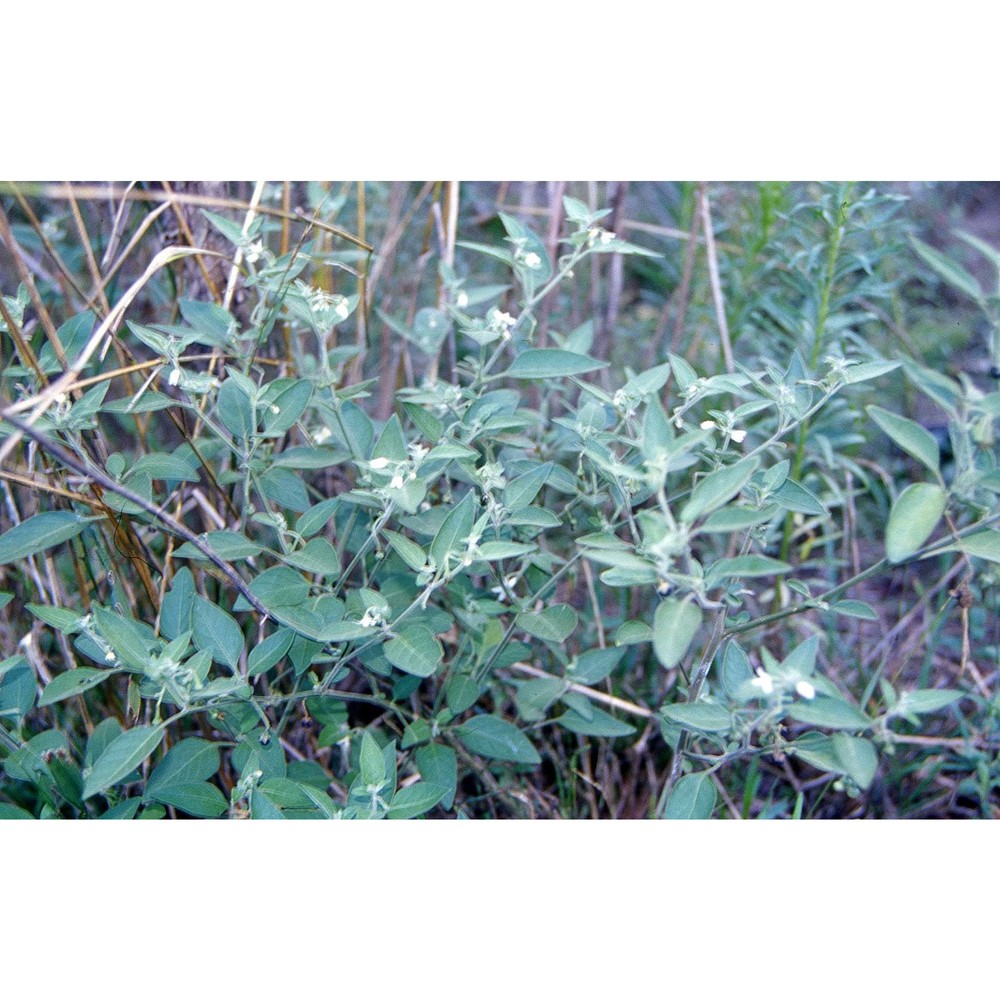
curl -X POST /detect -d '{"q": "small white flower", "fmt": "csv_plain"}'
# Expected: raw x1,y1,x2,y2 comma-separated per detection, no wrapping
455,291,469,308
522,251,541,269
168,367,181,386
700,419,717,430
244,240,263,264
751,672,775,695
795,680,816,699
600,230,616,245
333,297,350,321
104,649,117,663
308,288,334,313
313,426,332,445
359,609,379,629
269,404,280,415
369,456,390,470
491,309,515,330
389,473,405,490
730,429,747,443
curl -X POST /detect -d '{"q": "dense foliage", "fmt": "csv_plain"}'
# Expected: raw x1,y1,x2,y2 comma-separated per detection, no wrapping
0,181,997,818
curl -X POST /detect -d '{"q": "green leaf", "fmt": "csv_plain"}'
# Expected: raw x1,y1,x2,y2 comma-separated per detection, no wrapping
934,529,1000,565
842,360,902,384
502,462,552,511
383,625,443,678
663,772,717,819
217,376,255,442
129,452,200,483
82,725,163,799
772,634,819,681
359,731,386,786
261,379,312,435
161,567,194,640
174,530,263,562
680,457,760,524
387,781,448,819
0,511,88,564
910,236,983,304
885,482,946,563
788,733,841,774
699,504,779,533
867,406,940,477
410,308,449,354
92,606,153,671
446,674,480,715
787,697,873,731
830,600,878,621
39,667,115,706
415,743,457,810
178,298,235,346
476,541,536,561
191,596,244,670
621,362,672,399
259,466,310,512
616,620,652,645
720,641,754,700
831,734,878,790
383,530,428,572
247,628,295,677
556,705,636,738
371,412,409,463
516,604,578,643
514,677,565,722
895,689,963,715
430,491,476,567
659,701,732,733
316,620,378,642
0,803,34,819
455,715,540,766
652,599,702,669
772,478,828,516
249,566,311,608
0,657,34,720
506,506,562,528
502,349,608,380
149,781,228,817
705,555,793,587
145,738,224,817
27,603,84,633
296,498,340,539
570,647,625,685
282,537,340,576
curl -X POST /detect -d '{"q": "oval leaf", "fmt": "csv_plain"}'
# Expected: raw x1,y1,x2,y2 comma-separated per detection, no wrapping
680,457,760,524
867,406,940,477
652,599,702,669
503,349,608,379
384,625,443,678
663,772,717,819
455,715,540,766
0,511,89,565
83,725,163,799
885,482,946,563
39,667,116,706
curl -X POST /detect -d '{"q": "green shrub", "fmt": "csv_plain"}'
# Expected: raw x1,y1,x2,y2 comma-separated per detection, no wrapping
1,182,997,819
